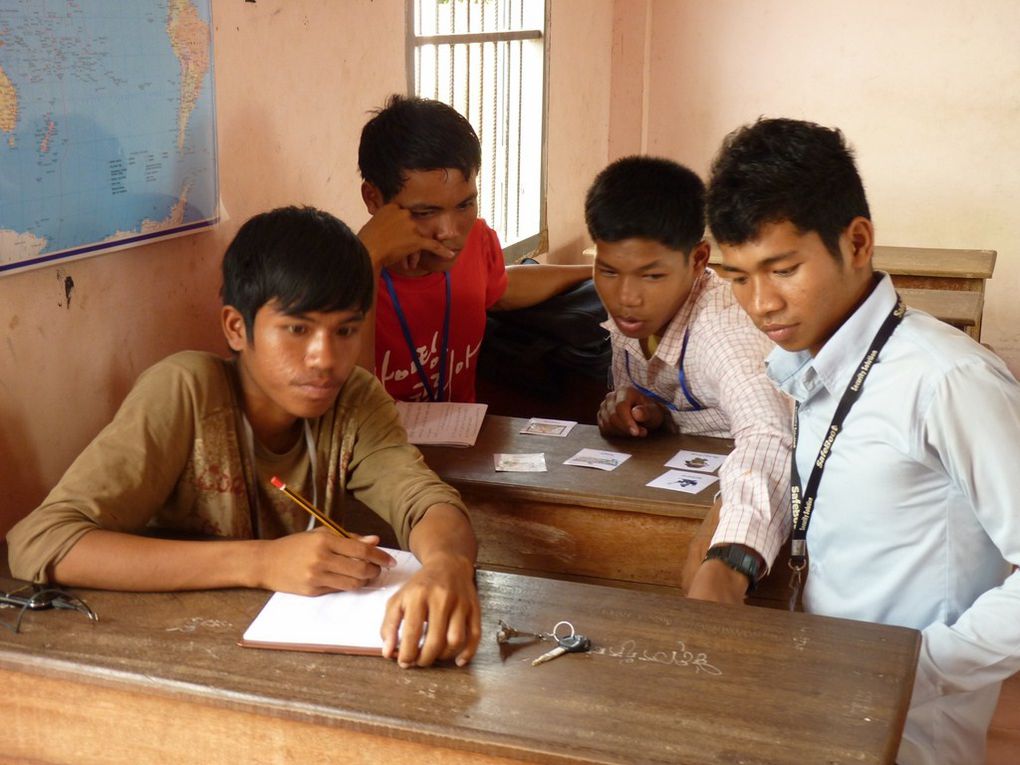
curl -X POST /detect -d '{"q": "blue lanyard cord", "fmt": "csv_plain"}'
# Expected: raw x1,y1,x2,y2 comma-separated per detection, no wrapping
623,328,704,412
676,328,703,411
381,270,451,402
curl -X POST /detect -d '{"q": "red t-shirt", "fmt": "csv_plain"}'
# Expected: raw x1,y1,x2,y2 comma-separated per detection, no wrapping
375,219,508,402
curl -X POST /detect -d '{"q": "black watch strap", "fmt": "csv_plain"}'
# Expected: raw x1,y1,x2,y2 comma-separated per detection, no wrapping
703,544,764,593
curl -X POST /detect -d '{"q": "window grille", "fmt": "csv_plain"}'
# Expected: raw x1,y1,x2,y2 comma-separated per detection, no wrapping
407,0,548,260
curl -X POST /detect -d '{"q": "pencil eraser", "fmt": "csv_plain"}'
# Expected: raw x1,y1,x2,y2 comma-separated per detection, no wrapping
270,476,285,490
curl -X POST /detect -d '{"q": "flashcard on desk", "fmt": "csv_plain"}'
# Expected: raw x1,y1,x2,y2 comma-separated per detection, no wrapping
647,469,719,494
520,417,577,437
494,453,548,472
563,448,631,471
664,449,726,474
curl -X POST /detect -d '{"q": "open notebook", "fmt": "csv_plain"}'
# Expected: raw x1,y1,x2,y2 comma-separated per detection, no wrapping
240,548,421,655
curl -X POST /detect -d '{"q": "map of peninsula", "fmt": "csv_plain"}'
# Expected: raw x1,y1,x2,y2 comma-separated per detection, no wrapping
0,63,18,142
168,0,210,150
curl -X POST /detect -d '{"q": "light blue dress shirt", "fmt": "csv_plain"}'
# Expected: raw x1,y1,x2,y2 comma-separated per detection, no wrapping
766,273,1020,765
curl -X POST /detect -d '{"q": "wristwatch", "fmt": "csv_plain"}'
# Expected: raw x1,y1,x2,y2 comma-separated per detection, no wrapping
703,544,764,593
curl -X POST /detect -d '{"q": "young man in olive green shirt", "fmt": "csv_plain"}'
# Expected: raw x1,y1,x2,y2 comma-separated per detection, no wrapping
8,206,480,668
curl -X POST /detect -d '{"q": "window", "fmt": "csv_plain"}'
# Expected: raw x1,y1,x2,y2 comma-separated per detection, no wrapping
407,0,548,260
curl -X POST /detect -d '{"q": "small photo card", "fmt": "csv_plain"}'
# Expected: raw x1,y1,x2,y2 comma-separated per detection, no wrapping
494,453,548,472
520,417,577,437
664,449,726,474
646,469,719,494
563,448,631,472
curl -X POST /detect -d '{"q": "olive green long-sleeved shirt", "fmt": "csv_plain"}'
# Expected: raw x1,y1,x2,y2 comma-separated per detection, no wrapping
8,351,465,583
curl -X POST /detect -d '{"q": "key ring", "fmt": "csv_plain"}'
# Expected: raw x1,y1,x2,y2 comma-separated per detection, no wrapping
551,620,576,642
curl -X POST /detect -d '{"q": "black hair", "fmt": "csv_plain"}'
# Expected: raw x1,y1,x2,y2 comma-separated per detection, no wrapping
706,117,871,259
584,156,706,254
221,206,373,341
358,94,481,201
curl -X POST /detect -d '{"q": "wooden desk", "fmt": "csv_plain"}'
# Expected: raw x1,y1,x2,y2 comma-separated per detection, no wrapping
874,246,995,340
415,416,728,590
703,244,996,340
898,287,984,336
0,565,920,764
872,245,996,288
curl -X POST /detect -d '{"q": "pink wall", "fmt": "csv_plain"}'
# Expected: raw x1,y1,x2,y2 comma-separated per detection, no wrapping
0,1,617,537
545,0,615,262
607,0,651,160
640,0,1020,375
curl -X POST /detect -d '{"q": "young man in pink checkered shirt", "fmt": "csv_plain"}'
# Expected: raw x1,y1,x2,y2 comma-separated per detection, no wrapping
585,156,792,604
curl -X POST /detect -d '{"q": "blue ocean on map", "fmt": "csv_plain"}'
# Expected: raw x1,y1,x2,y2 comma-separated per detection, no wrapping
0,1,217,271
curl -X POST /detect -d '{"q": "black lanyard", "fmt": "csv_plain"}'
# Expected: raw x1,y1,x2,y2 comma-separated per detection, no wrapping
381,269,451,402
788,297,906,605
624,328,705,412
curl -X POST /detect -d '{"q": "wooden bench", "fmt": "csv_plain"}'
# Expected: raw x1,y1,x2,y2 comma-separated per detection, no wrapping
700,244,996,341
899,287,984,338
875,246,995,340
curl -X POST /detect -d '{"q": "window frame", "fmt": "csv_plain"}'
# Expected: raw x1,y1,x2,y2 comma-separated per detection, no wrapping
404,0,550,262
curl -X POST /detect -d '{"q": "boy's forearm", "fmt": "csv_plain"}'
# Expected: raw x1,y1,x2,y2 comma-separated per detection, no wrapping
408,504,477,570
493,264,592,311
51,529,264,591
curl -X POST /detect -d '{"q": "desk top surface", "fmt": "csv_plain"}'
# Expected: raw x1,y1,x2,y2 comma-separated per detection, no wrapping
0,565,918,765
872,245,996,280
419,415,730,517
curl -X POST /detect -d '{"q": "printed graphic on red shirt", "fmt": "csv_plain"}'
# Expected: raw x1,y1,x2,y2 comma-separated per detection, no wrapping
378,329,483,403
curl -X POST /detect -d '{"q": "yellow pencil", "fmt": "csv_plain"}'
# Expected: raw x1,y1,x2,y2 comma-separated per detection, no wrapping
270,476,353,539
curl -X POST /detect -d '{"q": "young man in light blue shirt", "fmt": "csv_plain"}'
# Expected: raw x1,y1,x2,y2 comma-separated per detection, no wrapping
706,117,1020,765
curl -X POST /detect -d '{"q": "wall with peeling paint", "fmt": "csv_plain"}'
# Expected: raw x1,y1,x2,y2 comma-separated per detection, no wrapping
0,1,614,537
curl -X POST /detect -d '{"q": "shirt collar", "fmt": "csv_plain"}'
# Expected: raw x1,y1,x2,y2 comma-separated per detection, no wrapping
767,272,897,401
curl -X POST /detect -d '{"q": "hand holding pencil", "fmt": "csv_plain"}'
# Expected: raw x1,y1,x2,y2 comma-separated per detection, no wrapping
255,476,395,596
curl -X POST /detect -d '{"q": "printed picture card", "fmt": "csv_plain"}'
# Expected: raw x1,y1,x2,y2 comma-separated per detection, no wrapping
664,449,726,474
494,453,548,472
563,448,631,472
520,417,578,437
646,469,719,494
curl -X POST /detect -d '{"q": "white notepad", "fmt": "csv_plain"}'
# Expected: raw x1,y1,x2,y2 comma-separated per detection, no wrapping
394,401,487,447
240,548,421,655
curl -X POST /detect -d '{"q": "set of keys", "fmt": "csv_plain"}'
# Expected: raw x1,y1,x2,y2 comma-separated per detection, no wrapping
496,619,592,666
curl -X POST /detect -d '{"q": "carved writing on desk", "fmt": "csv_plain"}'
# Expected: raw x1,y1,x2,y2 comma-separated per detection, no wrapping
591,638,722,675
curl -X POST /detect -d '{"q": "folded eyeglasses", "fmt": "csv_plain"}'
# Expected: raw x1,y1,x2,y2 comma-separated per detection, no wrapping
0,584,99,634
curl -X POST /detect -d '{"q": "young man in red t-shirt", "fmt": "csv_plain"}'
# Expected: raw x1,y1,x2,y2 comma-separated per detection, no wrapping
357,95,591,403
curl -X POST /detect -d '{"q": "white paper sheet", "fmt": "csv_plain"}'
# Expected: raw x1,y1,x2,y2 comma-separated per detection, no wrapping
241,548,421,653
394,401,488,446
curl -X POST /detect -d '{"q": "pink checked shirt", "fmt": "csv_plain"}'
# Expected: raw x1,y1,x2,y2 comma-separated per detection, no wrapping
603,268,793,566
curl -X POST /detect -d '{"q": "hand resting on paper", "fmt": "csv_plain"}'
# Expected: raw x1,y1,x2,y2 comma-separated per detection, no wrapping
380,504,481,668
597,385,666,438
258,528,396,596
